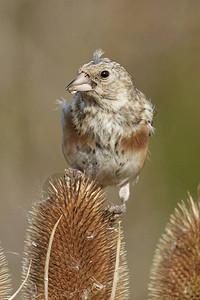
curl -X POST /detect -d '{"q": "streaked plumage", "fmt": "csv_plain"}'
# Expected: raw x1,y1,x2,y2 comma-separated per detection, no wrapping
61,49,154,217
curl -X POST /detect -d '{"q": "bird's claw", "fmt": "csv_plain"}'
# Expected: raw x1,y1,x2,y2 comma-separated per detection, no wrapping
106,203,126,221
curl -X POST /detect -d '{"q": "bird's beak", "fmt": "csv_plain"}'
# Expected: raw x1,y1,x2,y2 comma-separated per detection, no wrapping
66,72,94,93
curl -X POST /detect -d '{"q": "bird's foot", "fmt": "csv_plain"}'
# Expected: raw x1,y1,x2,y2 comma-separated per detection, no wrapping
64,168,83,184
105,182,130,221
107,203,126,221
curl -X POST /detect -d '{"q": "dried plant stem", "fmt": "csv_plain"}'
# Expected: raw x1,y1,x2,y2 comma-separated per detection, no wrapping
110,221,121,300
44,215,62,300
8,260,31,300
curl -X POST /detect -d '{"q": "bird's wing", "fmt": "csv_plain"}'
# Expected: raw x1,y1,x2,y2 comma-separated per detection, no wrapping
61,100,95,166
120,124,150,175
61,101,72,130
61,101,75,163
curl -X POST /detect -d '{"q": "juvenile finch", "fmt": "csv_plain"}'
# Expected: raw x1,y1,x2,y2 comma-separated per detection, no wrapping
61,49,154,218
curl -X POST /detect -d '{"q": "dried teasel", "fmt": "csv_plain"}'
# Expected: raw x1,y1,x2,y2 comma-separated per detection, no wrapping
22,169,129,299
0,246,12,299
148,190,200,299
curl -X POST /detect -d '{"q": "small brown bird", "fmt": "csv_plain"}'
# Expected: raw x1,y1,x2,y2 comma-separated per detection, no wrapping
61,49,154,217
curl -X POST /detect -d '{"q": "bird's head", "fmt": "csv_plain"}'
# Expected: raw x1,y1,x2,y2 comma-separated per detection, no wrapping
66,49,135,105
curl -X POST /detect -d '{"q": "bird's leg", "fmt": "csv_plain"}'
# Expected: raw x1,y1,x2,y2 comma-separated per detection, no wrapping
108,182,130,220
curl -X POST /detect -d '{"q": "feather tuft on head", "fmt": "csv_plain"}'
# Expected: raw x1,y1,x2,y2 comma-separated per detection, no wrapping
93,48,105,64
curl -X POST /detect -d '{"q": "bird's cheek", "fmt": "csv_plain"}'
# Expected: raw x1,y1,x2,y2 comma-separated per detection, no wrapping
94,85,109,97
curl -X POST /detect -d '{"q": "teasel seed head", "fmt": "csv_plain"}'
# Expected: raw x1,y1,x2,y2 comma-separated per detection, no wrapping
0,246,12,299
22,169,129,299
148,189,200,299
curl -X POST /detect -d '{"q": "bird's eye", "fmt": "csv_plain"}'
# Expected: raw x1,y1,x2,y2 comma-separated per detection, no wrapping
100,70,110,78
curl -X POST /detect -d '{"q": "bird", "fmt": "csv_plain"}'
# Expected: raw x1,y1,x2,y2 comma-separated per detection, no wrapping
61,49,154,218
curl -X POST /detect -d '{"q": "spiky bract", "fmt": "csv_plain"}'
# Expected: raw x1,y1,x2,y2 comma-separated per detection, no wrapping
149,192,200,300
0,246,12,299
22,169,129,299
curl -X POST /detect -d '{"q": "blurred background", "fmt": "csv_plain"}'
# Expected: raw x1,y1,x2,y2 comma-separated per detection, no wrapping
0,0,199,298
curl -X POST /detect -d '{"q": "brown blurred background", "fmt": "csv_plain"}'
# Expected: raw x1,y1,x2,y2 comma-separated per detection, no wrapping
0,0,199,298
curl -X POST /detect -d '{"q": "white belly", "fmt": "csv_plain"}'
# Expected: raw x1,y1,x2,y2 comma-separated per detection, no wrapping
67,146,143,187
